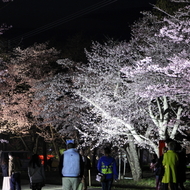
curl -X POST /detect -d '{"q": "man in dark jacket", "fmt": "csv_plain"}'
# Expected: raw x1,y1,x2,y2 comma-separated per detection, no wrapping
97,147,118,190
59,143,84,190
79,149,91,190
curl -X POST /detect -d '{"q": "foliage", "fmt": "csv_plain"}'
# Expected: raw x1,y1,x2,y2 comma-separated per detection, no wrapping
0,43,60,137
31,58,91,143
153,0,188,18
121,5,190,144
71,4,190,159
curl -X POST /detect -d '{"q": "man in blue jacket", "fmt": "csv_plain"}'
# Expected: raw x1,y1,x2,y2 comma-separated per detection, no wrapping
59,142,83,190
97,147,118,190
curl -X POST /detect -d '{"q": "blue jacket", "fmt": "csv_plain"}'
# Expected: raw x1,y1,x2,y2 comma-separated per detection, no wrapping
97,156,118,180
61,148,83,177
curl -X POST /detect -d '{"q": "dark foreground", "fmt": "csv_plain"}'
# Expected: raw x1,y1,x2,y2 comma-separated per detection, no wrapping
0,169,190,190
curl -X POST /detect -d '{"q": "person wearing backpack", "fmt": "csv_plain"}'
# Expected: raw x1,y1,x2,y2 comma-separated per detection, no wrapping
97,147,118,190
28,154,45,190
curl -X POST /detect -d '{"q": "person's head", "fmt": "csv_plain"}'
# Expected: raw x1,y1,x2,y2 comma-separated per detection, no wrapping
67,143,75,149
29,154,41,168
8,152,13,160
165,138,173,148
104,147,111,156
168,141,176,151
32,154,40,161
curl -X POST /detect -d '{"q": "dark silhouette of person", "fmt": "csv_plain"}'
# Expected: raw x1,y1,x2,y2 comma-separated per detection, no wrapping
156,147,168,190
176,143,186,190
79,149,91,190
0,151,8,177
28,154,45,190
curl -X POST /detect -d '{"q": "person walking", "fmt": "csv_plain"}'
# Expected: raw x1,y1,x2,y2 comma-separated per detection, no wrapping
59,142,84,190
28,154,45,190
97,147,118,190
9,152,22,190
162,141,178,190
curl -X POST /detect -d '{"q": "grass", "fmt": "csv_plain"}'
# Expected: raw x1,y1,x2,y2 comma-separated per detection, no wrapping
112,178,155,190
42,169,190,190
90,172,190,190
90,173,156,190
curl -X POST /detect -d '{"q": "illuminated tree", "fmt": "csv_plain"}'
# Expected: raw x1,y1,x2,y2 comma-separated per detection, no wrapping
30,58,94,156
154,0,188,17
120,4,190,142
71,4,190,179
0,43,61,152
67,40,144,180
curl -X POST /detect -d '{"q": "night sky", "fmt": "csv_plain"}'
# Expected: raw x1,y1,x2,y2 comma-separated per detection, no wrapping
0,0,157,46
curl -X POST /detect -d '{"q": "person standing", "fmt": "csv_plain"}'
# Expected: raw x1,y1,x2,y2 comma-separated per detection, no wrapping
79,149,91,190
162,141,178,190
0,151,8,177
8,153,22,190
59,143,84,190
97,147,118,190
28,154,45,190
156,147,168,190
150,154,159,190
176,143,186,190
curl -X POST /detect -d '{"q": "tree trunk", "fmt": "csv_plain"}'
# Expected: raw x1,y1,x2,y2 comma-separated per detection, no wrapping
52,140,60,161
33,135,39,154
19,136,30,151
50,126,60,161
126,137,142,181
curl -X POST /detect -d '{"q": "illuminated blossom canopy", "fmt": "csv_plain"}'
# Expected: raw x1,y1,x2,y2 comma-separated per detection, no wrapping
73,4,190,155
0,43,60,136
121,5,190,103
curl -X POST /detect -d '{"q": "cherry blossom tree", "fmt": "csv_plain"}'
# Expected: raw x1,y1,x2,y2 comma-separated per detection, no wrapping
68,40,145,180
0,43,61,152
121,4,190,142
70,4,190,179
30,58,97,157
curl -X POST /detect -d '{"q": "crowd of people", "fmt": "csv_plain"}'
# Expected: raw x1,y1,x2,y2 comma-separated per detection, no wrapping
0,152,45,190
150,139,187,190
59,142,118,190
0,138,187,190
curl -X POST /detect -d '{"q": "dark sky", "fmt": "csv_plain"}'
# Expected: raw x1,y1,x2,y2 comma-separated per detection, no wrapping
0,0,157,46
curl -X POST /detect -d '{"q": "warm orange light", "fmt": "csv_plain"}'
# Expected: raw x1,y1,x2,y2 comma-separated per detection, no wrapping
38,155,54,164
